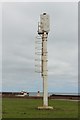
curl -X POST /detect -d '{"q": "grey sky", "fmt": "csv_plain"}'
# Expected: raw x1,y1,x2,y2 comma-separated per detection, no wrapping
2,2,78,93
0,4,2,92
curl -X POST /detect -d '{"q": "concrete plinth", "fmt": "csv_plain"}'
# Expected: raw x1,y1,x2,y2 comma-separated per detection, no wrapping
38,106,53,110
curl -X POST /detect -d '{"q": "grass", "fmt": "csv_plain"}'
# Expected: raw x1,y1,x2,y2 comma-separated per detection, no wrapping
0,98,2,119
2,98,78,118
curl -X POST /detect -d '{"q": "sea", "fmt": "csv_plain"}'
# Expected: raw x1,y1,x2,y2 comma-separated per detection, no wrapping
28,92,79,96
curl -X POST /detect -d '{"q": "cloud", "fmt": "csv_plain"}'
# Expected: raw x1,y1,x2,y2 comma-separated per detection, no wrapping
0,4,2,91
2,2,78,93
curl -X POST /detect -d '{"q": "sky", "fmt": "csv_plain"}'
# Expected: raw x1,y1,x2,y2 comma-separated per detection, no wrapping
1,2,78,93
0,4,2,92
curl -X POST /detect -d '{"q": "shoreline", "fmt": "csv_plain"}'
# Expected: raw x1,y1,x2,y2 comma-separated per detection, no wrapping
2,94,80,100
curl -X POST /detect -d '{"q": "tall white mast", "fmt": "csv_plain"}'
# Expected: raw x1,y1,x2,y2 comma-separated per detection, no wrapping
35,13,53,109
42,32,48,106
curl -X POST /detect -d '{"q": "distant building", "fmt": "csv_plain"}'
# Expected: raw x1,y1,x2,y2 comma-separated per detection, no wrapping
37,91,40,96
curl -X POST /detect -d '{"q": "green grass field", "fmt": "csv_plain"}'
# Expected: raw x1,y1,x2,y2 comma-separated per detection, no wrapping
2,98,78,118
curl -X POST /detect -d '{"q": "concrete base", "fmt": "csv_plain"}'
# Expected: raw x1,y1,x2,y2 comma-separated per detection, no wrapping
38,106,53,110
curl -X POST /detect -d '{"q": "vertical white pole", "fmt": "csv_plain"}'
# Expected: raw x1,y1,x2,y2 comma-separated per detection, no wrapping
42,32,48,107
43,76,48,106
37,13,53,109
